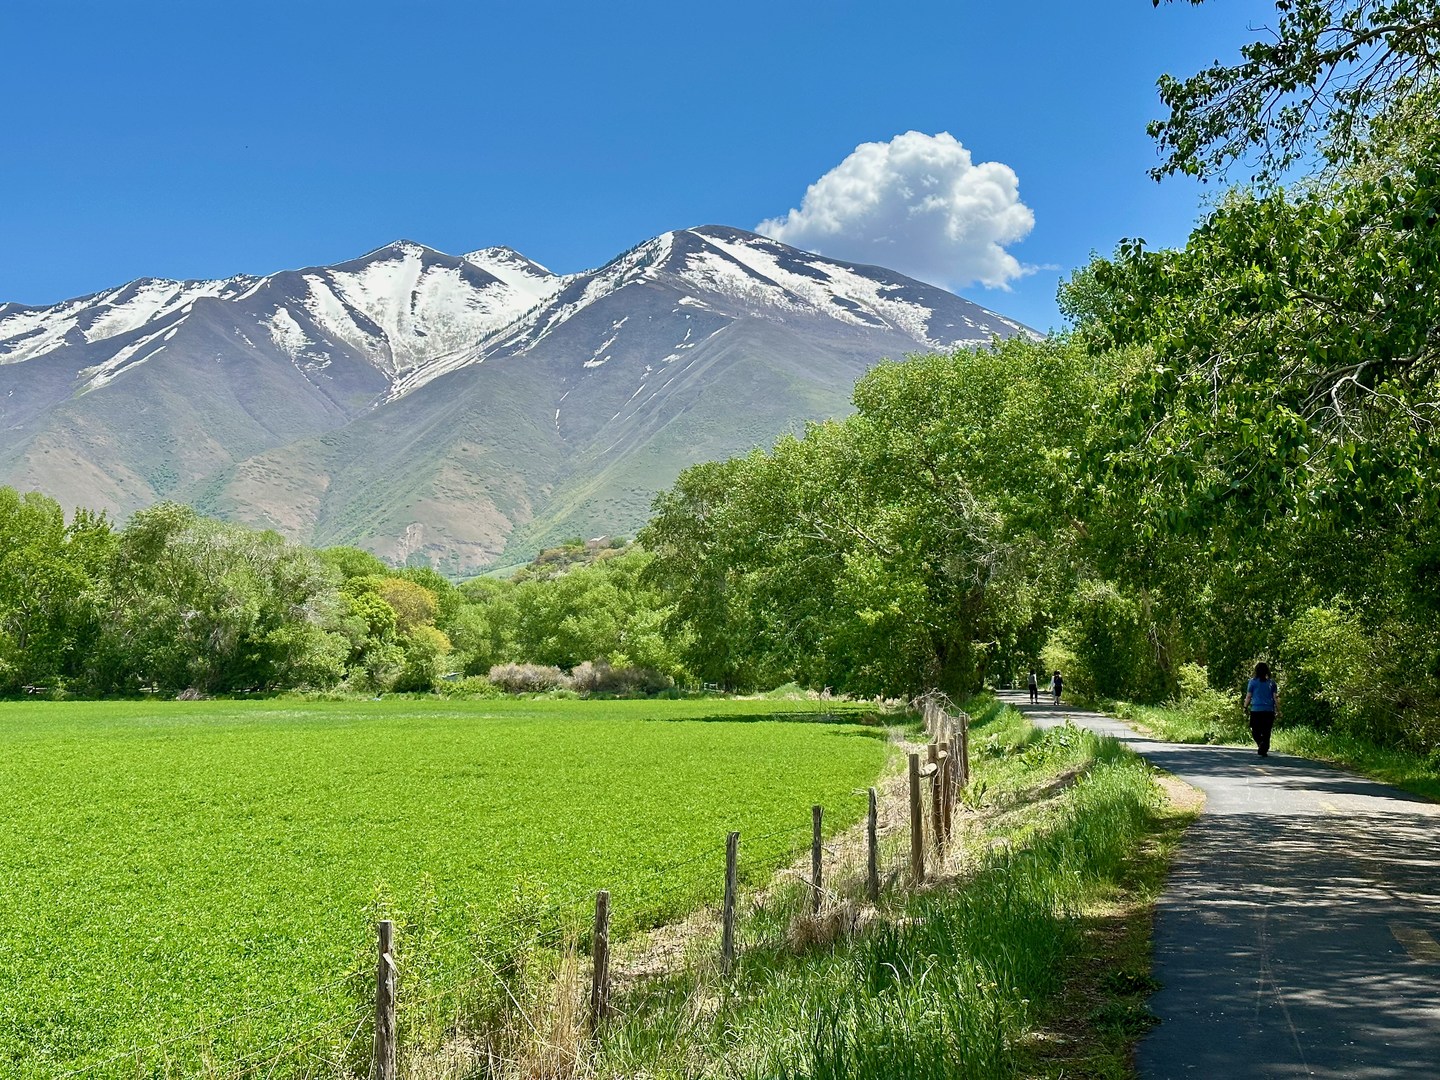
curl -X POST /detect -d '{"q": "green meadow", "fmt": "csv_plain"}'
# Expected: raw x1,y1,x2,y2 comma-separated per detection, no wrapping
0,697,892,1077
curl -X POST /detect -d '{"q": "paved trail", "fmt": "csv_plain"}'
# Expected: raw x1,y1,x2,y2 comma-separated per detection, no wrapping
1000,691,1440,1080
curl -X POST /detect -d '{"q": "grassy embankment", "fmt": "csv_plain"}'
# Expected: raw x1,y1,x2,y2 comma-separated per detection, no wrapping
1108,697,1440,802
0,696,891,1079
580,696,1197,1080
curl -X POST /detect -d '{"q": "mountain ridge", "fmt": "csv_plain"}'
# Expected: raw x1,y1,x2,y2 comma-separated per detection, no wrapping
0,227,1037,571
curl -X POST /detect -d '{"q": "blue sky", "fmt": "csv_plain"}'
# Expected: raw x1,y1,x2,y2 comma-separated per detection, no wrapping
2,0,1277,331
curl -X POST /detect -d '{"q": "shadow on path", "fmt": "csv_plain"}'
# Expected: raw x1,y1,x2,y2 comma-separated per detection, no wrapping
1000,691,1440,1080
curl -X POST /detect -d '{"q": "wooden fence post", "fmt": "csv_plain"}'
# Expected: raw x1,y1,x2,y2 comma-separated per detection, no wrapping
811,805,823,915
938,748,952,848
961,713,971,787
590,890,611,1031
927,743,943,854
721,831,739,973
908,752,925,884
374,920,396,1080
866,787,879,902
950,730,962,820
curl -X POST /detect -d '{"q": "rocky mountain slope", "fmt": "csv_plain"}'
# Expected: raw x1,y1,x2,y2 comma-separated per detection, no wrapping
0,227,1034,572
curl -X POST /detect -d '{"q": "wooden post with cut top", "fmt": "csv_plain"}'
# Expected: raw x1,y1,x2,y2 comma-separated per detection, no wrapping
938,747,952,847
866,787,879,902
810,805,824,914
721,831,739,973
908,752,924,884
374,920,397,1080
961,712,971,786
933,743,944,852
590,890,611,1031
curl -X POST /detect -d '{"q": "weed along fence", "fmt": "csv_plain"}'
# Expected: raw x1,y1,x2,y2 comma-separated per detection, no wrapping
62,693,972,1079
355,691,973,1080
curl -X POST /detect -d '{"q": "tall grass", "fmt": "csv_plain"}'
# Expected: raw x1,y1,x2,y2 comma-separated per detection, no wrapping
590,700,1162,1079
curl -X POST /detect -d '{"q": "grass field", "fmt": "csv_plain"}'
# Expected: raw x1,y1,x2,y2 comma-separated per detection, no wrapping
0,697,894,1078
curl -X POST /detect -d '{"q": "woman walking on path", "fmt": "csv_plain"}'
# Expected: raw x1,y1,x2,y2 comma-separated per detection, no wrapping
1245,662,1279,757
1051,670,1063,705
1028,669,1039,704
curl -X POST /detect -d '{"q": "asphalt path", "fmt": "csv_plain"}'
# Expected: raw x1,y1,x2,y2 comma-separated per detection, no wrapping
1000,690,1440,1079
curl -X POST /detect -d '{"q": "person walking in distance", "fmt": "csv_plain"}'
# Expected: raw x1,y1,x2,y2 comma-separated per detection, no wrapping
1028,669,1039,704
1245,662,1279,757
1051,670,1063,705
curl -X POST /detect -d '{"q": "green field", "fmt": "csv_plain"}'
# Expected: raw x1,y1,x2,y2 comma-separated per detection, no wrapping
0,697,893,1077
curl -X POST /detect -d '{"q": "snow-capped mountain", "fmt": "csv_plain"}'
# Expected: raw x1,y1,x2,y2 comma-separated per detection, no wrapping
0,227,1035,571
0,240,562,396
388,226,1029,401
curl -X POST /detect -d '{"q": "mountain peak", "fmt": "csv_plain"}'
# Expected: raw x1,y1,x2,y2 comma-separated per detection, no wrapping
351,239,450,264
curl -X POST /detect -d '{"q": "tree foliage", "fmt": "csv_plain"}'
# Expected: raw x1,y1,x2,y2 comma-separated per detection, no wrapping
1150,0,1440,182
643,339,1116,696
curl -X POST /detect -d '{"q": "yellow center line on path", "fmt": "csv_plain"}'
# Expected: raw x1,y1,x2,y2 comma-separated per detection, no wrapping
1319,801,1342,815
1390,924,1440,964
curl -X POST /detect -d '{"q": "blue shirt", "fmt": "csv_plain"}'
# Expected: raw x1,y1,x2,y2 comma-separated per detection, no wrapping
1247,677,1277,712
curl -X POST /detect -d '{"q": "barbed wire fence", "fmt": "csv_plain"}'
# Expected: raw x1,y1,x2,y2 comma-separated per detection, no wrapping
48,694,971,1080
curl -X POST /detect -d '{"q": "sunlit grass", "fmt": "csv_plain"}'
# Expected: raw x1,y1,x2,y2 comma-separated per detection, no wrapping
0,697,892,1078
592,697,1169,1079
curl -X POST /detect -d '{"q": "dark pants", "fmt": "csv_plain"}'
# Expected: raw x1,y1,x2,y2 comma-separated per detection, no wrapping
1250,711,1275,755
1029,685,1038,703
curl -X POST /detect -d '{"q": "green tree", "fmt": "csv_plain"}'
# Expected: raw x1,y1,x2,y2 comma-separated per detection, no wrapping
0,489,114,693
644,339,1115,696
99,504,345,693
375,577,440,633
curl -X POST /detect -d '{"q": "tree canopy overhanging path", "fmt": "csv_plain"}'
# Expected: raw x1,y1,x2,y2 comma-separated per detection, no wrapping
999,691,1440,1080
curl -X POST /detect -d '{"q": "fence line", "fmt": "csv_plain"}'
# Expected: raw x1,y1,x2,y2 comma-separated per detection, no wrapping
58,693,973,1079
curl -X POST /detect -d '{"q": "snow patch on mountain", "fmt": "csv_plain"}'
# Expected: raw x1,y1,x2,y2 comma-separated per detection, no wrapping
0,276,253,366
267,307,312,358
320,246,501,376
496,233,677,355
83,279,236,344
77,323,176,391
300,275,383,357
687,230,971,346
462,246,562,305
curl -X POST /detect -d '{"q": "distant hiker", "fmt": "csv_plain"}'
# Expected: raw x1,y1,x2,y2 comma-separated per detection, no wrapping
1028,669,1039,704
1051,670,1063,705
1245,662,1278,757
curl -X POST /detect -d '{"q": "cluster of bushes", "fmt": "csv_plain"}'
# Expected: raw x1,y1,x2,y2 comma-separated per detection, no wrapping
0,493,686,699
486,660,672,695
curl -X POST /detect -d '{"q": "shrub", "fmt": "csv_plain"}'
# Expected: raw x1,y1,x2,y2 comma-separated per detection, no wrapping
394,625,453,692
761,681,807,700
487,663,571,694
354,641,405,694
569,660,673,696
1281,604,1404,743
1166,662,1243,739
434,675,502,699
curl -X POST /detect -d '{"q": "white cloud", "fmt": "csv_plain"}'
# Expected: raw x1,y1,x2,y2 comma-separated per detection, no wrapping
757,131,1035,290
